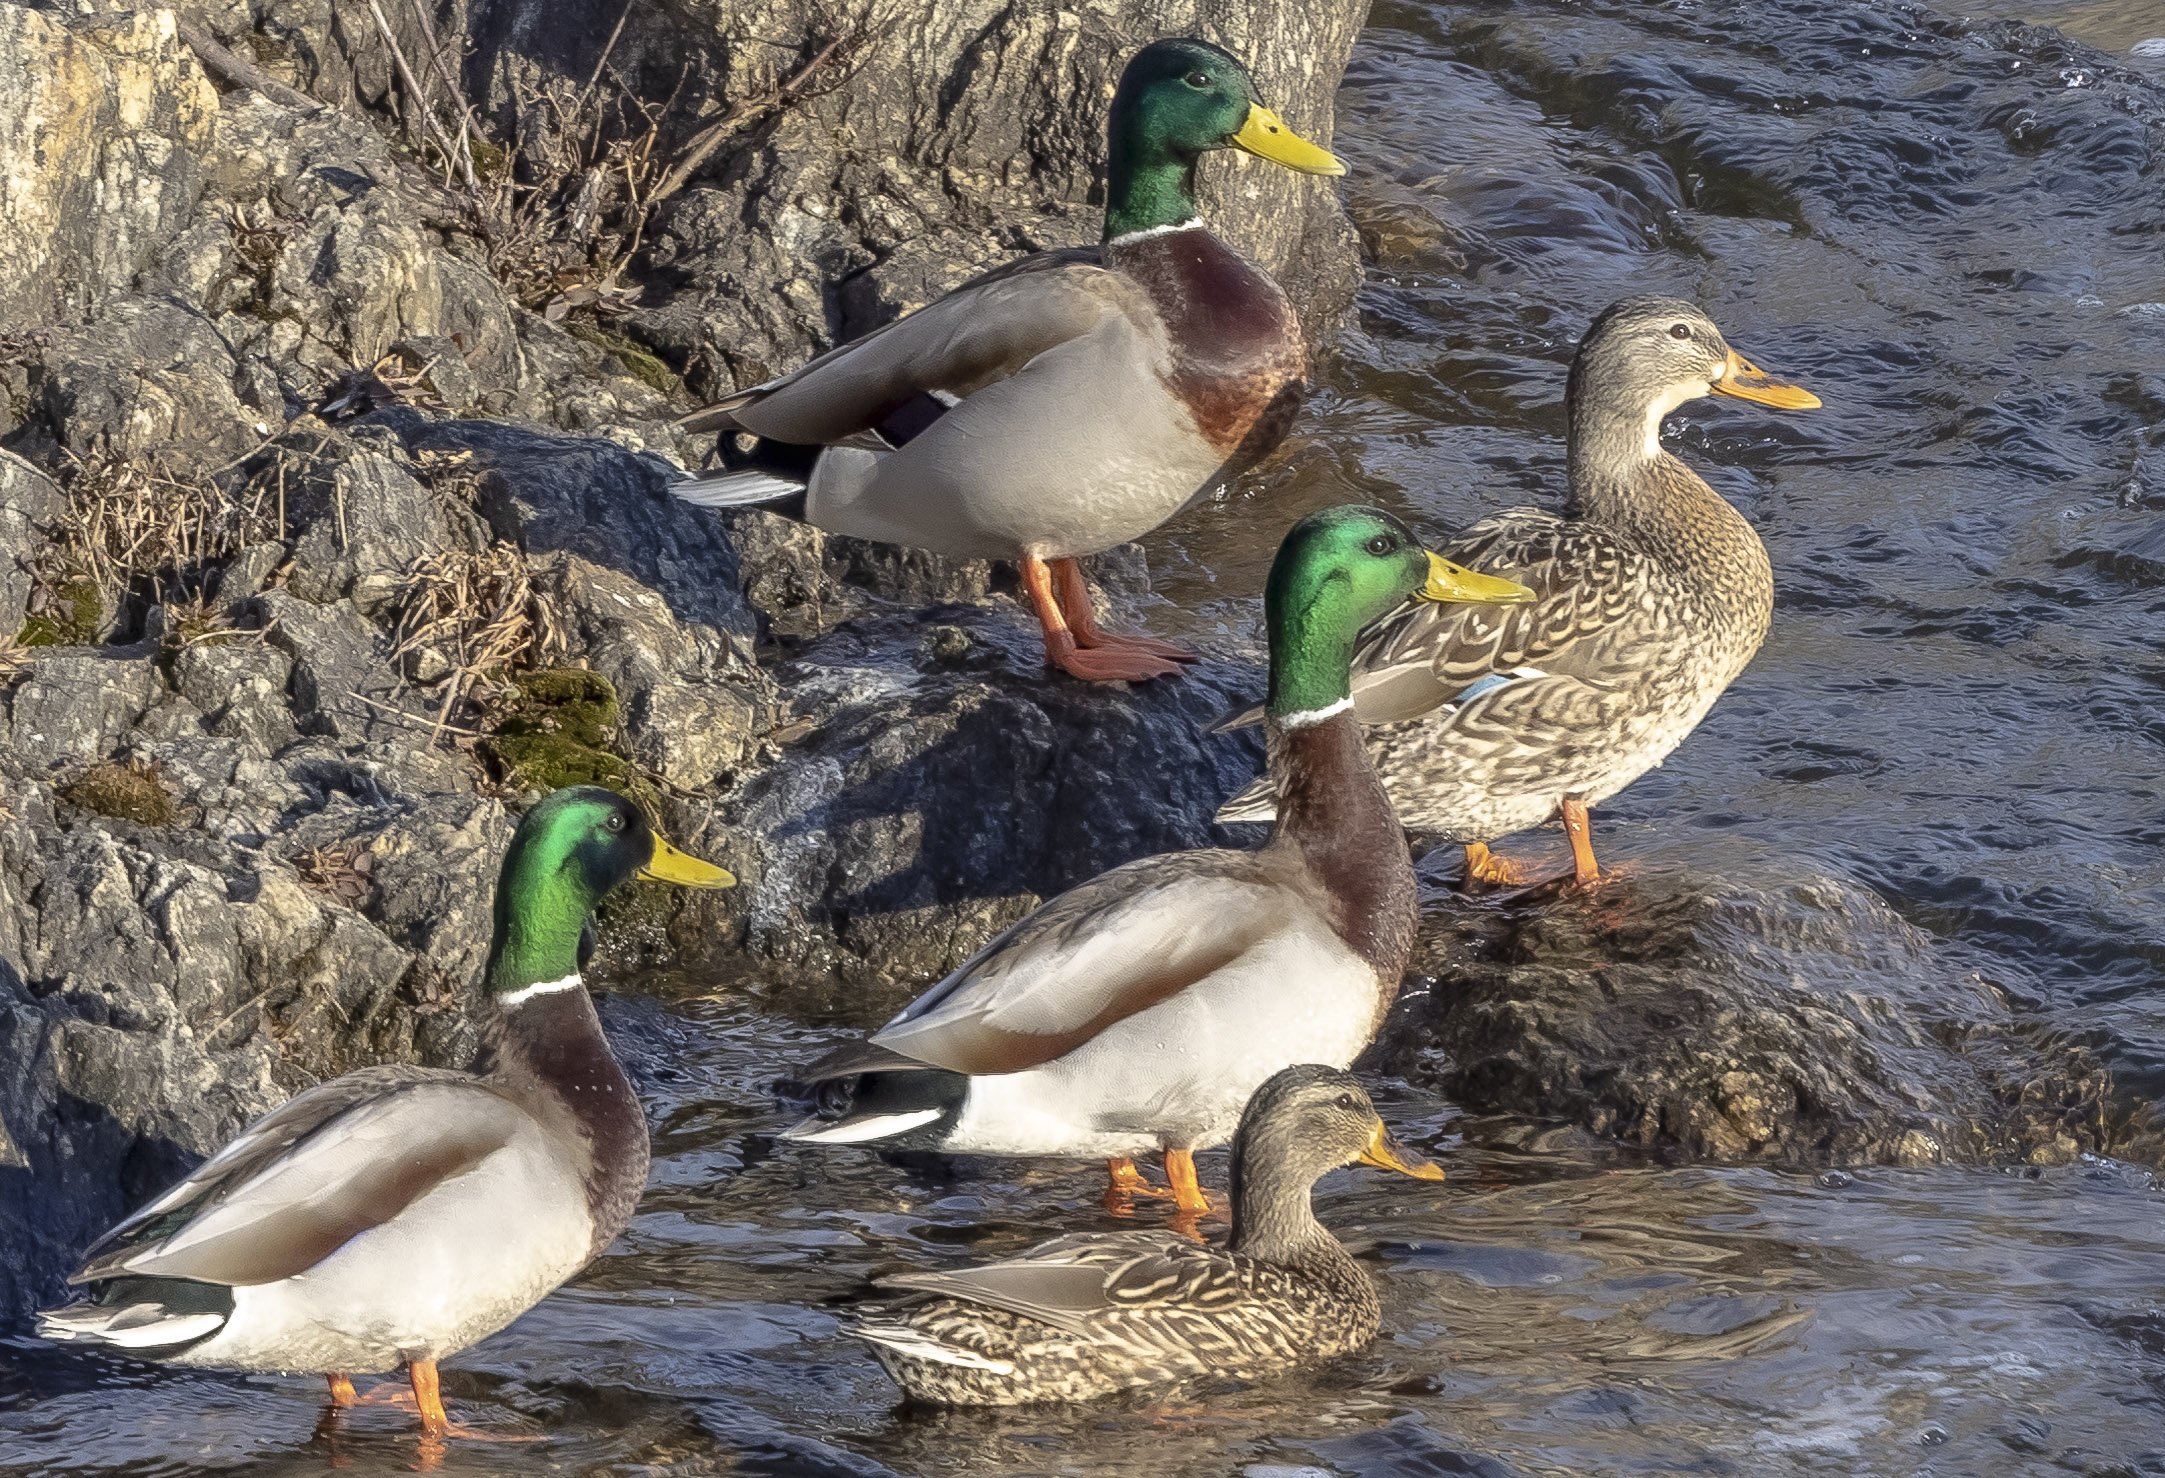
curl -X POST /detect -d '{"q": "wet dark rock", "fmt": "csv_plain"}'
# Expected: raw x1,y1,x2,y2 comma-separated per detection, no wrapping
714,601,1266,987
1388,853,2119,1168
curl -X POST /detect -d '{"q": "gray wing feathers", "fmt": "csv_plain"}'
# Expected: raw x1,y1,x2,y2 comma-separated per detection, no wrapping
869,851,1290,1074
79,1071,534,1288
694,258,1131,447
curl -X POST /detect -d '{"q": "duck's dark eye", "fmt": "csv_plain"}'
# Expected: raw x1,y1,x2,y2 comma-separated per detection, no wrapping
604,812,626,833
1185,70,1211,88
1365,534,1395,556
1335,1092,1357,1110
1668,323,1693,340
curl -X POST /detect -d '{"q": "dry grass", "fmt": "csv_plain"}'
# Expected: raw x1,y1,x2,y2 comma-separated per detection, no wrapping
0,641,31,688
358,2,873,310
387,542,569,739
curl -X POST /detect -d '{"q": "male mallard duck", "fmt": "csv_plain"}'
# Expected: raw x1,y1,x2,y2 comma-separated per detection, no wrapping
782,508,1528,1212
1216,297,1819,887
849,1064,1443,1405
36,787,732,1442
669,37,1345,683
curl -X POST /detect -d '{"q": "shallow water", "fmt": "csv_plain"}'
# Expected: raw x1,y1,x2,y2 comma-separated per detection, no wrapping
8,0,2165,1472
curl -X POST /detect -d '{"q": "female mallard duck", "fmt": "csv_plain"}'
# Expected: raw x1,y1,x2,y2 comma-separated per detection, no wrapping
36,787,732,1441
849,1064,1444,1405
1216,297,1819,887
670,37,1344,683
783,507,1527,1212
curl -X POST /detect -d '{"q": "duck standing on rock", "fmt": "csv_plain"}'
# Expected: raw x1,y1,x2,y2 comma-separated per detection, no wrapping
669,37,1345,683
849,1064,1445,1405
780,507,1528,1212
37,787,733,1445
1217,297,1819,888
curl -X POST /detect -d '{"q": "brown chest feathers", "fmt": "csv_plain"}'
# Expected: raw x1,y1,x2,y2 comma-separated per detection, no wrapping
1109,226,1308,472
1266,715,1419,1017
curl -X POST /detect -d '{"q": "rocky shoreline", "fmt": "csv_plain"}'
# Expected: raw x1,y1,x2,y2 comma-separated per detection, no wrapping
0,0,2134,1321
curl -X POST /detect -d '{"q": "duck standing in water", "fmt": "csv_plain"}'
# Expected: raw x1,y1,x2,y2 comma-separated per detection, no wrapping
1217,297,1819,887
670,37,1345,683
37,788,733,1443
781,507,1528,1212
850,1065,1444,1405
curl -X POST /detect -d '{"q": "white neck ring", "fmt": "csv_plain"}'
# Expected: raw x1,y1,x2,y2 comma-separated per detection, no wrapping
1275,698,1353,730
497,973,582,1008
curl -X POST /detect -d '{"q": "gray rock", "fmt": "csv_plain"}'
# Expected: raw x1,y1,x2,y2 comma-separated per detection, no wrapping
2,651,161,768
249,588,413,745
171,636,300,752
0,450,65,640
1390,853,2116,1168
0,9,216,325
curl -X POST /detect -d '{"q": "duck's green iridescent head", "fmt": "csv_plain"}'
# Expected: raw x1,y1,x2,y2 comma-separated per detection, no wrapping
487,786,733,997
1264,506,1533,723
1103,38,1344,241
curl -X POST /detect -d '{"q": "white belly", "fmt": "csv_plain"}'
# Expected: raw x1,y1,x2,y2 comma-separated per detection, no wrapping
171,1148,595,1374
941,933,1386,1158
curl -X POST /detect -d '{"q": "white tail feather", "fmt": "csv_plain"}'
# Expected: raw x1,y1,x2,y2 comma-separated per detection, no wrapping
37,1301,227,1349
670,470,805,508
852,1323,1016,1373
781,1108,942,1144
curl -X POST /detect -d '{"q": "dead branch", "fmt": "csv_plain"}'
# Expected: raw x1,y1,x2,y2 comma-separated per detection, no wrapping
174,17,321,112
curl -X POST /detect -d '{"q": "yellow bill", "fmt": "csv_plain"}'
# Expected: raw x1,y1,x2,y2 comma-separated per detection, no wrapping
1712,349,1821,410
1231,102,1346,176
1356,1120,1447,1182
640,833,736,889
1419,550,1535,605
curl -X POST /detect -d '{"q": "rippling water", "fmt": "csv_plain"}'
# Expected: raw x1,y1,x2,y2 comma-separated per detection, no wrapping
8,0,2165,1472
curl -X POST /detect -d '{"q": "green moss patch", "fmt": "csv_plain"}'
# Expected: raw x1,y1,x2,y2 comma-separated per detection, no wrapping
61,757,177,826
564,321,682,397
18,579,102,647
482,667,659,811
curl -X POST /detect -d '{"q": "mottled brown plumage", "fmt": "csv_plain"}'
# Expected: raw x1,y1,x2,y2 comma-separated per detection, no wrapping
850,1066,1443,1405
1217,297,1818,864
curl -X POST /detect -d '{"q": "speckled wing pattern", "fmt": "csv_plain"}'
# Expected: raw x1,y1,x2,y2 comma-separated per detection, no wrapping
871,850,1299,1076
1347,510,1652,717
75,1065,533,1288
853,1231,1379,1402
1217,509,1659,825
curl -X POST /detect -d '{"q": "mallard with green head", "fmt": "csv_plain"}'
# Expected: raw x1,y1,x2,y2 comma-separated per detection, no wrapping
1217,297,1819,887
670,37,1345,683
850,1064,1445,1405
781,509,1528,1212
36,787,732,1443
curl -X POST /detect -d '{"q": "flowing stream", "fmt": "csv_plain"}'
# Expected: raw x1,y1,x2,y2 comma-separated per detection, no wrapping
6,0,2165,1471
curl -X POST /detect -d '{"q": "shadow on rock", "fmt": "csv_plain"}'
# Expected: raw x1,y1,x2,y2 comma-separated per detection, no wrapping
1382,844,2140,1168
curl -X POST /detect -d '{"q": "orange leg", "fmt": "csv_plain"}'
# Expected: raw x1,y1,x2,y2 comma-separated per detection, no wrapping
1163,1149,1224,1218
1105,1155,1179,1214
1463,840,1533,887
402,1359,541,1444
1561,795,1600,888
1050,558,1196,664
326,1373,356,1408
1019,555,1182,682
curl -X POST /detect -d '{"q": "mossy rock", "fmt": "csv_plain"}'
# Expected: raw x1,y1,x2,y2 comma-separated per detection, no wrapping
483,667,659,811
564,320,682,397
18,580,102,648
61,759,177,827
